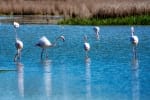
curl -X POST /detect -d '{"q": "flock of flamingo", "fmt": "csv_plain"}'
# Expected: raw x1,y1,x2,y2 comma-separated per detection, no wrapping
13,21,139,62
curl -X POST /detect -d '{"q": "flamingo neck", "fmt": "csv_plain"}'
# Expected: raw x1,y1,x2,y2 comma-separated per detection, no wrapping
84,35,88,43
84,39,87,43
14,28,18,39
96,31,100,39
53,37,62,46
131,32,134,36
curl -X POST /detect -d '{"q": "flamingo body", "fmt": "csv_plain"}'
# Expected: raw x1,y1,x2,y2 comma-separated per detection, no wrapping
84,42,90,51
130,35,139,45
36,36,52,48
15,39,23,50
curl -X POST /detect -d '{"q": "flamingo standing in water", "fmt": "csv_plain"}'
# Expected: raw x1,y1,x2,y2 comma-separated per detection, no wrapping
13,22,23,62
36,35,65,59
130,26,139,46
84,35,90,58
93,26,100,40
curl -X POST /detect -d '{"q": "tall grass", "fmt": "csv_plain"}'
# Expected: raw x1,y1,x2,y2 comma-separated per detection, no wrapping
0,0,149,18
58,15,150,25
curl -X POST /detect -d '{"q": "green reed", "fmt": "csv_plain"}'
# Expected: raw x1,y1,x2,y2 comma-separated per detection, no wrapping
58,15,150,25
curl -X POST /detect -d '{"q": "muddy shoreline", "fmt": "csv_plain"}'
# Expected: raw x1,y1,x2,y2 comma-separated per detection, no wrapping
0,15,63,24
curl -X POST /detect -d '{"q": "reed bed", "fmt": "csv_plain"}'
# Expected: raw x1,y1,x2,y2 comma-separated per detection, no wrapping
0,0,149,18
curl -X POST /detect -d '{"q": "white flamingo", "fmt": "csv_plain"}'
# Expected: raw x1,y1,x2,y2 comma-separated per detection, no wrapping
13,22,23,62
36,35,65,59
93,26,100,39
130,26,139,45
84,35,90,58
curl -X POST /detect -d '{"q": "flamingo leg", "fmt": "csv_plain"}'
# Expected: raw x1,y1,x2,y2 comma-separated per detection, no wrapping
41,49,44,59
14,49,20,62
45,49,48,59
134,46,137,59
96,33,100,40
18,50,22,61
14,53,18,62
85,51,88,58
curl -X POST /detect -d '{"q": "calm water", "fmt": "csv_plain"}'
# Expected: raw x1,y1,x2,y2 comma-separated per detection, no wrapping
0,24,150,100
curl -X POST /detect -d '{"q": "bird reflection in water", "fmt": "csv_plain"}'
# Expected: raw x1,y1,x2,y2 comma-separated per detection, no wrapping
16,62,24,97
41,59,52,97
131,46,140,100
85,57,91,100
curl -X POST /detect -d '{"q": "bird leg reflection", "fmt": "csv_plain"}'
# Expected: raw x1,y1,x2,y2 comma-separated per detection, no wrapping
85,57,91,100
41,49,49,60
16,62,24,97
45,49,48,59
42,59,52,97
85,51,89,58
132,46,137,60
131,45,140,100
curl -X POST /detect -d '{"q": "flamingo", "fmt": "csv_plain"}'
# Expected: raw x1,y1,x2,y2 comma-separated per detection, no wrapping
84,35,90,58
13,22,23,62
93,26,100,39
36,35,65,59
130,26,139,46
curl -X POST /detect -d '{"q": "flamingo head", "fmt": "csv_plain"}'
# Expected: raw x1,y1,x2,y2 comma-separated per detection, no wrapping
59,35,65,42
13,22,20,28
93,26,100,33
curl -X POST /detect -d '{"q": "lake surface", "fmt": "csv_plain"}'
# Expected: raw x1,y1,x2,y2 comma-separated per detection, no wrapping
0,24,150,100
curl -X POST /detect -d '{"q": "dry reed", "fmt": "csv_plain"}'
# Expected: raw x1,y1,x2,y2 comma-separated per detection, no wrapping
0,0,149,18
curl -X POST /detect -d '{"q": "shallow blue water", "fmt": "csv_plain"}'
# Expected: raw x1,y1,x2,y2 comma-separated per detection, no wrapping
0,24,150,100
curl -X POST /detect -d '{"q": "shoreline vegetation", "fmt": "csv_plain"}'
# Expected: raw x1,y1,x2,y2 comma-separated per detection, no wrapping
58,15,150,25
0,0,150,25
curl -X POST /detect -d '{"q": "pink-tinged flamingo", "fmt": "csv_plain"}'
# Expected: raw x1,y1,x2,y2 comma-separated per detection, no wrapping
130,26,139,46
84,35,90,58
93,26,100,40
13,22,23,62
36,35,65,59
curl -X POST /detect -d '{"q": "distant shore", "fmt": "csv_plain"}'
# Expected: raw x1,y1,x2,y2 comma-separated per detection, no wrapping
0,15,150,25
0,15,63,24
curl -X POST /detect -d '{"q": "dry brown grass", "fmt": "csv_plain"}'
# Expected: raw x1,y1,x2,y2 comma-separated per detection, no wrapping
0,0,149,18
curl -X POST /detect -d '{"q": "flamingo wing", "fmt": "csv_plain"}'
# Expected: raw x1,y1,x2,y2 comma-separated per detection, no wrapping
15,39,23,49
36,36,52,48
84,42,90,51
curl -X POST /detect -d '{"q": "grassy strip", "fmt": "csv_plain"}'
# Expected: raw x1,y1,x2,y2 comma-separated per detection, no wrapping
58,15,150,25
0,69,16,73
